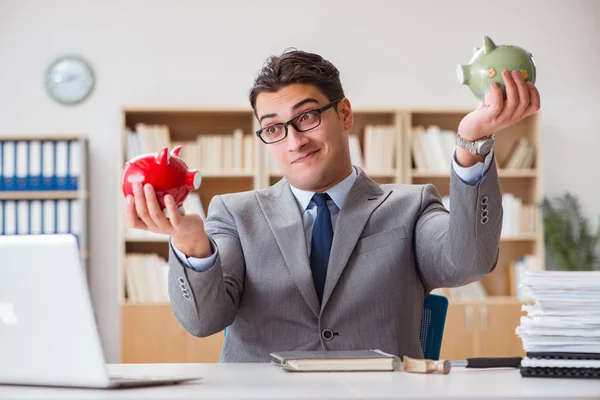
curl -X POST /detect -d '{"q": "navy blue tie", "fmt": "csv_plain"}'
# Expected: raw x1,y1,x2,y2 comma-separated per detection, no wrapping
310,193,333,304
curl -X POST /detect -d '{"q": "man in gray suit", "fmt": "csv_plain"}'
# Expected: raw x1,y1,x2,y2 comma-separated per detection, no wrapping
125,50,540,362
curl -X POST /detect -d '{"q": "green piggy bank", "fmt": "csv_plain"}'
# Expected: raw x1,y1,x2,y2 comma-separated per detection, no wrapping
457,36,536,101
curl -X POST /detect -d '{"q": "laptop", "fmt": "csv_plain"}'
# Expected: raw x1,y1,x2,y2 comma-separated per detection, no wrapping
0,234,201,388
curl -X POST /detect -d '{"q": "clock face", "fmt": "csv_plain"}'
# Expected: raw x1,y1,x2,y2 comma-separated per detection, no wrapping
45,55,95,105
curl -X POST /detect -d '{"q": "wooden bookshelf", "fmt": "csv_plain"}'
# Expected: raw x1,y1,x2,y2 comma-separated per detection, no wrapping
119,107,543,363
119,108,264,363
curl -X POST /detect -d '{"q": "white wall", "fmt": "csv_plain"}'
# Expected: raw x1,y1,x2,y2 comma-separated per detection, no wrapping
1,0,598,362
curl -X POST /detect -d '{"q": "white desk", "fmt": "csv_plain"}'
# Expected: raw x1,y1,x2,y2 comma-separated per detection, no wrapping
1,363,599,399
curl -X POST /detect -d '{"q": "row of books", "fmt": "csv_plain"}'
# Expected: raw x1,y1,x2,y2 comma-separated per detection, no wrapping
126,192,205,240
362,125,397,172
0,139,83,191
411,125,536,172
501,137,536,169
125,253,169,303
502,193,539,235
0,199,83,236
125,124,256,173
411,125,456,173
172,131,256,173
125,123,171,160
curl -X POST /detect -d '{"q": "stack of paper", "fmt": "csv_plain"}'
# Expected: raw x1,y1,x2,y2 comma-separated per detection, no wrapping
516,271,600,378
516,270,600,353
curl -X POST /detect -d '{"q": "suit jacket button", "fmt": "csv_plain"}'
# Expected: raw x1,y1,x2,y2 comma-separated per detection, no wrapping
322,329,334,341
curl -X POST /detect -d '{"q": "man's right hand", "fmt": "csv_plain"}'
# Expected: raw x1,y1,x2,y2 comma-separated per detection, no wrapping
125,182,212,259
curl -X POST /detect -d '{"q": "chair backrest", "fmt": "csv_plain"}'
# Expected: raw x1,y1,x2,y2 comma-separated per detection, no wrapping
223,293,449,360
419,293,449,360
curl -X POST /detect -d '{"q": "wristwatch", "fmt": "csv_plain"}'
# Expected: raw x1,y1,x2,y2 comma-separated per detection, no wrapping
455,134,495,156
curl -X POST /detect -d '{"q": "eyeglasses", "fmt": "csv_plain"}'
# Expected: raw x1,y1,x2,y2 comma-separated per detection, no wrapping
255,99,342,144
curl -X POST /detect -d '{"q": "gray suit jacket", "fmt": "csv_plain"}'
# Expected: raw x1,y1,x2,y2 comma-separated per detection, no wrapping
168,162,502,362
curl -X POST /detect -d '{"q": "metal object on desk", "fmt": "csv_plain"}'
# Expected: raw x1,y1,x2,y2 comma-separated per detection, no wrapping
403,356,522,375
403,356,451,374
450,357,522,369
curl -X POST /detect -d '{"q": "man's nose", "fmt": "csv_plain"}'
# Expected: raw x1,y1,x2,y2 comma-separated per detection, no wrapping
286,125,309,151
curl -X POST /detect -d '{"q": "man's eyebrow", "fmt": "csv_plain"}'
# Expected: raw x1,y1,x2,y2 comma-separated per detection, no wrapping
258,98,320,124
258,113,276,124
292,98,319,110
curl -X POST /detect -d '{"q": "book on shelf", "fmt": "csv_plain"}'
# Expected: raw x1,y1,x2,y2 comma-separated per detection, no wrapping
516,270,600,378
503,137,536,169
411,125,456,173
501,193,539,236
126,124,255,173
363,124,396,173
0,138,83,191
124,253,169,303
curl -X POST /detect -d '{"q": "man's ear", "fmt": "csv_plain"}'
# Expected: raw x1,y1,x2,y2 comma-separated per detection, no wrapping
338,98,353,131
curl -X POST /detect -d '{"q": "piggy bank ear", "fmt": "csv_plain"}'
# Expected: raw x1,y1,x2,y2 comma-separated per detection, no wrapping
157,147,170,165
483,36,496,54
171,145,183,157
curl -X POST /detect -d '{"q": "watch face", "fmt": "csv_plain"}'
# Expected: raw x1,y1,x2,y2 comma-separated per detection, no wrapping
477,138,494,155
45,55,95,105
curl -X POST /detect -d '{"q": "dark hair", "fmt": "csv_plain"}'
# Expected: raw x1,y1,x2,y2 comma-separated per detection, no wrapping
249,49,345,113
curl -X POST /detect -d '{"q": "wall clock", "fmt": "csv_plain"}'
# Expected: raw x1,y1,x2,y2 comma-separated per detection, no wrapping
45,55,95,105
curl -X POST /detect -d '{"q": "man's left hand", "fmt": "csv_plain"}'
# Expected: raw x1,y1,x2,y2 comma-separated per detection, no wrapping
459,69,540,140
455,69,540,166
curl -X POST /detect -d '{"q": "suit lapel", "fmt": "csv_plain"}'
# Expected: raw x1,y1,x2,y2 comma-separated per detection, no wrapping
256,179,321,317
321,169,392,310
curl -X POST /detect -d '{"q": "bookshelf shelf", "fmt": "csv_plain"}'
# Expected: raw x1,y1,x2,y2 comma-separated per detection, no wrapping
118,106,543,363
0,190,88,200
501,233,538,242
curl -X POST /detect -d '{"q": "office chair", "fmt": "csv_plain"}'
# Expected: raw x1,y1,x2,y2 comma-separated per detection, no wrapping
223,293,449,360
419,293,449,360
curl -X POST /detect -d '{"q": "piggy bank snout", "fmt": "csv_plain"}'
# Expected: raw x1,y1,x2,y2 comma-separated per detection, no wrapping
457,64,470,85
188,170,202,190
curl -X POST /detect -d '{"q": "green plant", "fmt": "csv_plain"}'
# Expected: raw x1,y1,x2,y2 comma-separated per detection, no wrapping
540,193,600,271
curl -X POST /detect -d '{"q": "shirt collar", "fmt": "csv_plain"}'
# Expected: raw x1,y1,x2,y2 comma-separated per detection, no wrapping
289,166,358,213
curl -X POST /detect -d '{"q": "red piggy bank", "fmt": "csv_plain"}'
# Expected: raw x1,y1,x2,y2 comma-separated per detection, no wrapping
122,146,201,210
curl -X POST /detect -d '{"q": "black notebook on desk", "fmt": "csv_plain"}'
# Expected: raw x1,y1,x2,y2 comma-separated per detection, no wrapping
520,352,600,379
